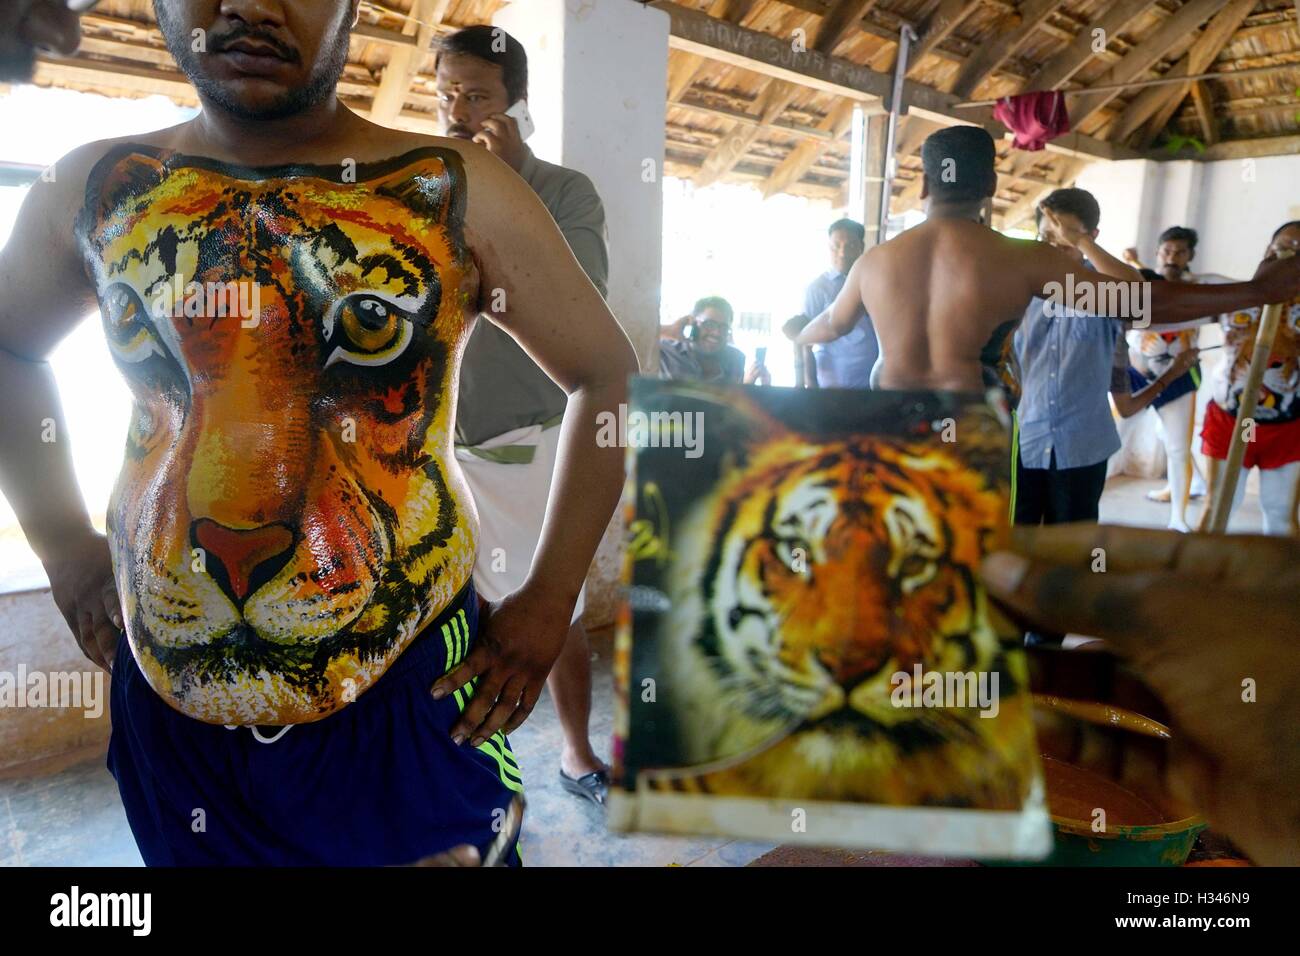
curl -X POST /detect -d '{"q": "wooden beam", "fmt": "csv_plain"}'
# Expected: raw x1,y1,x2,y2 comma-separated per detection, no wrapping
350,22,422,49
672,98,847,141
998,157,1090,230
369,0,445,125
951,0,1065,100
764,0,972,200
1023,0,1151,92
665,0,755,103
667,50,708,102
909,0,973,70
677,0,868,189
814,0,879,56
1109,0,1255,146
1188,80,1218,146
1195,134,1300,162
654,0,885,102
31,56,197,104
762,99,856,197
1066,0,1225,132
656,0,1134,197
694,80,802,186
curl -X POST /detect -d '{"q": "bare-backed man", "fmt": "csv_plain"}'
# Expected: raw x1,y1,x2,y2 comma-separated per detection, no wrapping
797,126,1300,393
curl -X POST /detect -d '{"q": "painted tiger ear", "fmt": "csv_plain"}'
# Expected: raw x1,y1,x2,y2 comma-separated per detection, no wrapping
83,148,170,229
367,148,468,228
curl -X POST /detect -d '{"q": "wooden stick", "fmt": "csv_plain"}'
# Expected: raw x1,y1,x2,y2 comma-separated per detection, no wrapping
1207,250,1296,533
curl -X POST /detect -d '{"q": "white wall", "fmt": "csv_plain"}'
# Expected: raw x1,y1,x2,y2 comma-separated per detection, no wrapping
493,0,668,367
1194,154,1300,279
1075,153,1300,279
1075,159,1148,253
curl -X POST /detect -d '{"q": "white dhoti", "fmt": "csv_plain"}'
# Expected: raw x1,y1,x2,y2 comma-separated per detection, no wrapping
455,421,586,622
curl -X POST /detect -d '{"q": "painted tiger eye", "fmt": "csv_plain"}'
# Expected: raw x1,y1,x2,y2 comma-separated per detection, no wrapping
340,297,399,352
109,289,139,331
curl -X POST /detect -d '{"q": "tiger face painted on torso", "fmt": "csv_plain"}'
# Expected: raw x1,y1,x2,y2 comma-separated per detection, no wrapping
1212,301,1300,422
77,145,480,725
658,432,1034,809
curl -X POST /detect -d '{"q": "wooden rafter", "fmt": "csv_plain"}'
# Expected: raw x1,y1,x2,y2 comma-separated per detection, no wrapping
761,99,856,198
982,0,1158,218
695,79,805,186
665,0,756,102
1065,0,1226,133
910,0,975,69
694,0,872,188
1119,0,1258,148
998,156,1091,229
951,0,1065,100
814,0,880,57
1188,80,1219,145
1024,0,1151,92
754,0,973,199
369,0,447,127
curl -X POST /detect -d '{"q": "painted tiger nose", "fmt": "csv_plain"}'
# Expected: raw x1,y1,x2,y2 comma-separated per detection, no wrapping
192,519,295,606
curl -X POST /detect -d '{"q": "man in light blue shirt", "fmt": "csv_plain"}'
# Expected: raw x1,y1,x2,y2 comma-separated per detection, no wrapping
1014,188,1131,526
789,220,879,388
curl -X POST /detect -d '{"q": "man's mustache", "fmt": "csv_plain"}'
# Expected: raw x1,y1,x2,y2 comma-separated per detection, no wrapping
447,124,476,139
209,26,301,64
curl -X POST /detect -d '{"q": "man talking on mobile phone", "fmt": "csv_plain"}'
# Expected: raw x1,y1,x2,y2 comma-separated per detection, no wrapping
434,25,616,808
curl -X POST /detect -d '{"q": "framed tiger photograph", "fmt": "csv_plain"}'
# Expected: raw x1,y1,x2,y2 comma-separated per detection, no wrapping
607,379,1052,860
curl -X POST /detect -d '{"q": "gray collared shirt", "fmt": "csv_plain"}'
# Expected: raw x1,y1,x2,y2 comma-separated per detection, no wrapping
455,146,610,447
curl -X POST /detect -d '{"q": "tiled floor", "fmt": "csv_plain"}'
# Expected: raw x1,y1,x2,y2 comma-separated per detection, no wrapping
0,473,1268,867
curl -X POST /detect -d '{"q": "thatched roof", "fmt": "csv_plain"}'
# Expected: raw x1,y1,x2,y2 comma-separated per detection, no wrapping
16,1,1300,228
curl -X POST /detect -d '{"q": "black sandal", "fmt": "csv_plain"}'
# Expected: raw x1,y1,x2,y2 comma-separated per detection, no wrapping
560,769,610,807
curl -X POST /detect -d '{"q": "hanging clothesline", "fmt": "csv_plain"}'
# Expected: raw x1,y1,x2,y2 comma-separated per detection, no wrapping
954,61,1299,109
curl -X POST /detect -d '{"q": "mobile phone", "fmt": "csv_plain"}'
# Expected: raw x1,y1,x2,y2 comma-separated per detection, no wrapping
481,795,525,867
504,100,535,142
755,347,768,366
67,0,101,11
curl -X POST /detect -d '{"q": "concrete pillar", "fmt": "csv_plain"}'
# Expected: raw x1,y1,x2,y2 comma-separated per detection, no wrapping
492,0,668,368
491,0,669,628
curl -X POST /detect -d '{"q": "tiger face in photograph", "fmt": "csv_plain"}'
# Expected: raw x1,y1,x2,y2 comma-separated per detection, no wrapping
77,146,480,725
658,430,1035,809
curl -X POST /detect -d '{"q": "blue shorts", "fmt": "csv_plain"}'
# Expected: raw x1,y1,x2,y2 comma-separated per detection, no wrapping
107,584,524,866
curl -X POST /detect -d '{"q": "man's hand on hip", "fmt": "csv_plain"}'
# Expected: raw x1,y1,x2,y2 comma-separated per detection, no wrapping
44,530,123,672
430,585,572,744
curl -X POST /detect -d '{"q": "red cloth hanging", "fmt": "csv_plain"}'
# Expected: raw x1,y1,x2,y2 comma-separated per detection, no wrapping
993,91,1071,151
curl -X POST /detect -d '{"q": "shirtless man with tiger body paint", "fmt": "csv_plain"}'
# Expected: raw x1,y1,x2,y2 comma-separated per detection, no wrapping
0,0,636,865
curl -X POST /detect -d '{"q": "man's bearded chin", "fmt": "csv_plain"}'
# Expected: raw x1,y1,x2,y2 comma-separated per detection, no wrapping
155,5,352,121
